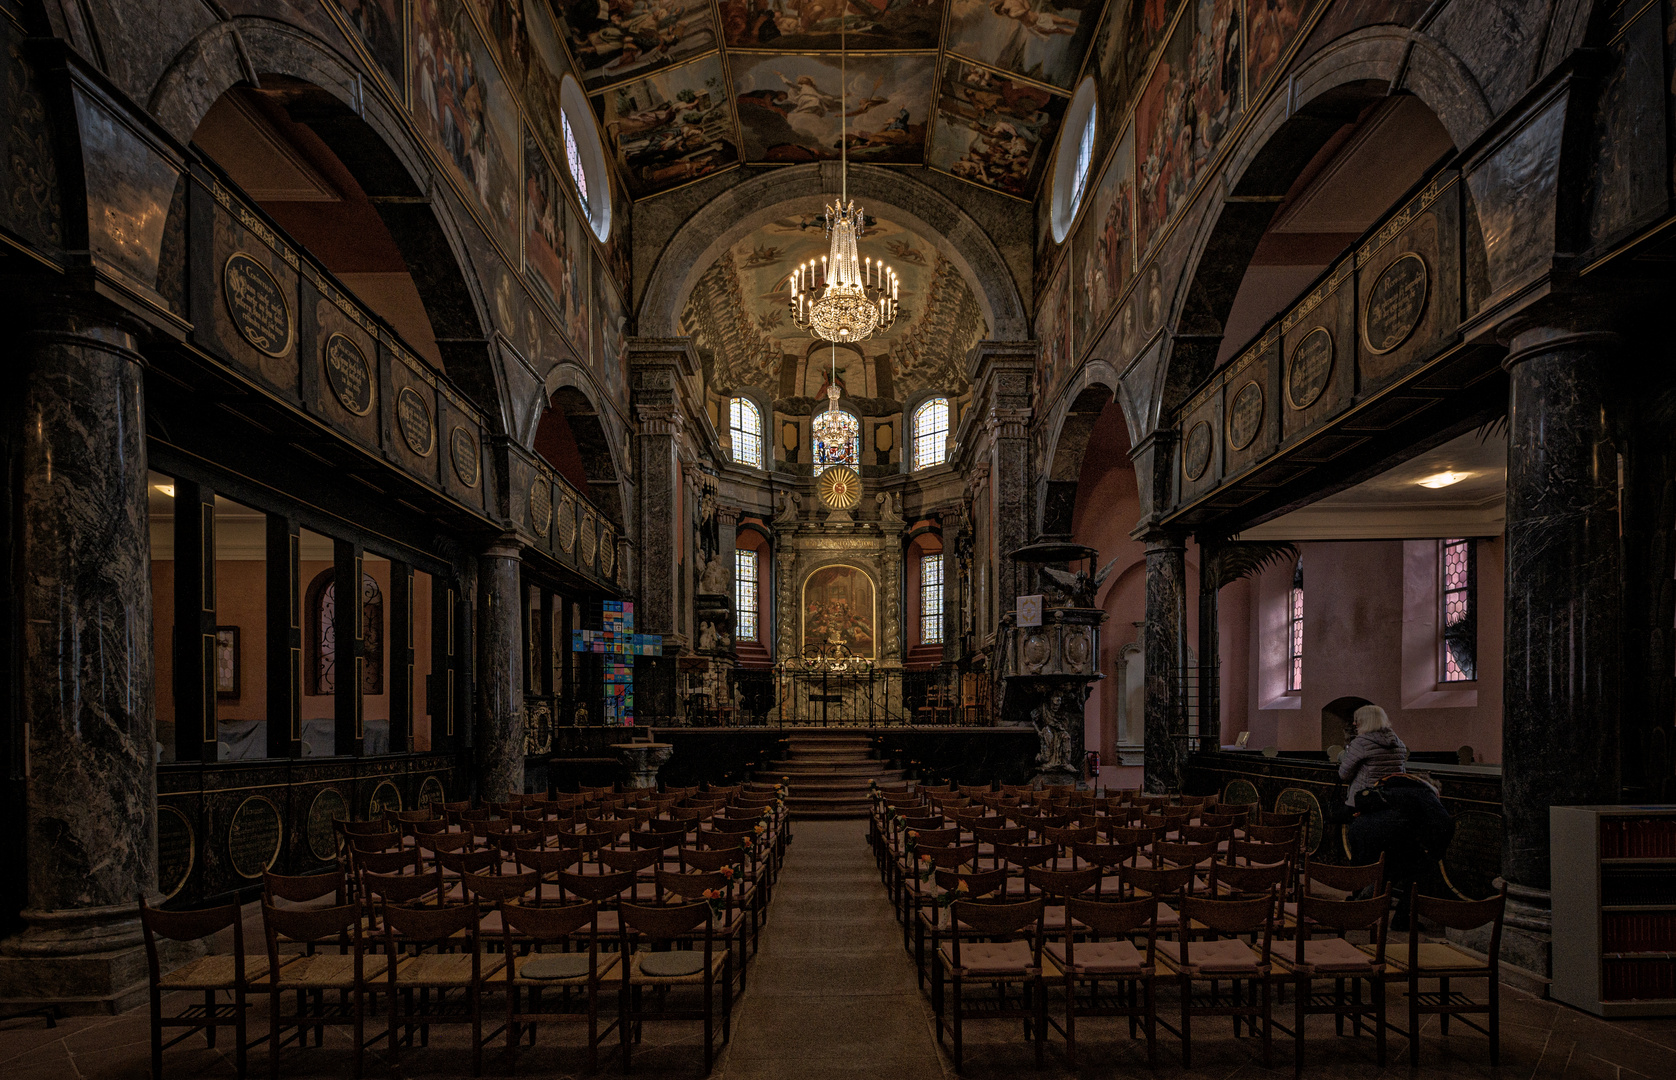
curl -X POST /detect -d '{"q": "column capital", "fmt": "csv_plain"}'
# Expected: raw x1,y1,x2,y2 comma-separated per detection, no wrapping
1140,531,1188,554
1502,326,1621,370
482,534,524,561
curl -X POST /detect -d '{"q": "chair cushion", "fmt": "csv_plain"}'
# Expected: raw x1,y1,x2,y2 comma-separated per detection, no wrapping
1045,940,1146,975
939,940,1037,977
1156,938,1264,975
636,950,708,978
1281,937,1379,974
516,953,611,981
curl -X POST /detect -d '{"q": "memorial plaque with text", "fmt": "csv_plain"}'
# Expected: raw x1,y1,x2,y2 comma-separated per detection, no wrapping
1363,252,1429,355
531,480,552,536
451,426,480,488
323,333,374,416
418,776,445,811
1288,327,1334,409
1222,778,1261,806
1183,420,1212,481
228,796,283,878
558,496,577,553
158,805,195,900
1227,381,1265,451
1275,787,1325,854
369,780,403,818
397,386,434,456
223,252,293,358
306,788,348,862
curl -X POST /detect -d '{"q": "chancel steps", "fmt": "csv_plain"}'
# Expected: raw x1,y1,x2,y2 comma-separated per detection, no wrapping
761,733,902,819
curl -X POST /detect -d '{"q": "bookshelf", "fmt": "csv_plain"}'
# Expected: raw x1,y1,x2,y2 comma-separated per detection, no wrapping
1552,805,1676,1016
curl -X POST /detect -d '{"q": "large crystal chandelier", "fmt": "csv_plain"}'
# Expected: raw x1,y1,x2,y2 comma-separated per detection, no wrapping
786,20,899,346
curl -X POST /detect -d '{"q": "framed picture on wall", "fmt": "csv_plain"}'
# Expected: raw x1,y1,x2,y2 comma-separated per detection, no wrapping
216,626,241,699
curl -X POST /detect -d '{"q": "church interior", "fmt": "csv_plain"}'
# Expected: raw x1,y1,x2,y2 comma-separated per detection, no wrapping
3,0,1676,1075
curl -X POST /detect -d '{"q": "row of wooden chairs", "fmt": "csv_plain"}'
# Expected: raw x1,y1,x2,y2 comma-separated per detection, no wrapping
871,784,1507,1073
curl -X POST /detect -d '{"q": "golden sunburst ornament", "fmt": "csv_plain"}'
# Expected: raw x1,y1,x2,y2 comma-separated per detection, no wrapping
817,465,862,510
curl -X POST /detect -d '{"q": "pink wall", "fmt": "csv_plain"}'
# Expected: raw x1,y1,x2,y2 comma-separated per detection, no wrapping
1228,538,1504,760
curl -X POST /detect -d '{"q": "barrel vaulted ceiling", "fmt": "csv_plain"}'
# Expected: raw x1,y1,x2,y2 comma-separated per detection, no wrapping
538,0,1110,200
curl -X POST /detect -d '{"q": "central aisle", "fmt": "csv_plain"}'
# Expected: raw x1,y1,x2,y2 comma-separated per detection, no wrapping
717,818,948,1079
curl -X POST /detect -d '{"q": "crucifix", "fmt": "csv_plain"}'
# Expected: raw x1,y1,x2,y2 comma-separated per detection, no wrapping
571,601,663,725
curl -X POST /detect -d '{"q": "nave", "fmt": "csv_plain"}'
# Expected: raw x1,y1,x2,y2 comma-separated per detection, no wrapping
1,819,1671,1079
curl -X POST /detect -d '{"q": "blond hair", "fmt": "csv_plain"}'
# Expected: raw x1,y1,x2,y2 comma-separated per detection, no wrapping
1353,705,1391,735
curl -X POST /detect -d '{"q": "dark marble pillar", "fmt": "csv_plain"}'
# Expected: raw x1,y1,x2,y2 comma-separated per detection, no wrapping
1502,327,1623,893
628,339,698,720
1,302,157,973
969,343,1037,609
1143,533,1188,793
475,536,524,800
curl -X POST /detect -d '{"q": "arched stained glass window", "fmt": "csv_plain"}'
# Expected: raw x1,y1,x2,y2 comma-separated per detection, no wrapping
912,397,950,470
730,397,763,468
1287,557,1304,692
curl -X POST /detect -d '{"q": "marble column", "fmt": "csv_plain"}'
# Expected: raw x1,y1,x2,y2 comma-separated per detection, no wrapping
1502,327,1623,894
969,344,1037,610
475,536,525,801
1,301,157,985
1142,533,1188,793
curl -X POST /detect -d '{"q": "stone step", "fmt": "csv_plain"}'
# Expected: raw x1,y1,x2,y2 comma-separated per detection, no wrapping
784,735,874,747
774,764,894,778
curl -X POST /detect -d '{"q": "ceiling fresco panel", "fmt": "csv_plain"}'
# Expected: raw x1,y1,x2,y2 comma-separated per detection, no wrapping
946,0,1105,90
732,52,935,164
719,0,949,50
927,58,1067,199
592,54,741,197
550,0,721,91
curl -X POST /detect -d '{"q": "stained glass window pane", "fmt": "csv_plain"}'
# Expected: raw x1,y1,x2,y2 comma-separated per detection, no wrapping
921,554,944,645
730,397,763,468
1442,538,1475,681
1287,557,1304,692
735,549,758,642
812,410,860,475
562,110,588,212
913,397,950,470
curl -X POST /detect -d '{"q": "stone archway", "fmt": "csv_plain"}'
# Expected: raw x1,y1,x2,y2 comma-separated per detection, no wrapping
150,19,504,431
540,363,629,530
1153,26,1496,422
1035,360,1126,538
638,164,1028,342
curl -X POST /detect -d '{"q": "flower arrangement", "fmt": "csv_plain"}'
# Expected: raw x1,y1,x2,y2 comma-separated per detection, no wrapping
701,887,727,921
917,852,935,883
719,864,735,881
939,878,971,910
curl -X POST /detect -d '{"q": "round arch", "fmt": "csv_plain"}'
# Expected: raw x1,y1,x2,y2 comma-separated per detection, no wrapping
639,164,1028,342
149,17,503,430
1035,360,1126,537
1152,25,1496,426
797,559,880,660
542,362,629,529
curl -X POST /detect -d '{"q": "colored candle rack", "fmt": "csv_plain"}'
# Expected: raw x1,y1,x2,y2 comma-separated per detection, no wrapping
570,601,662,726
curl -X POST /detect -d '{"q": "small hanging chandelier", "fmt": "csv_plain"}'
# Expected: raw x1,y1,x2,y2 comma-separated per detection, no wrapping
787,20,899,345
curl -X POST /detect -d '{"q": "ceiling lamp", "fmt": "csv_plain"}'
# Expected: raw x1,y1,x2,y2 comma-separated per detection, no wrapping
1417,470,1467,489
787,21,899,344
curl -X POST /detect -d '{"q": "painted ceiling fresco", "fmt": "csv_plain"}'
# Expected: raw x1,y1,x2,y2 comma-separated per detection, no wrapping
678,214,987,403
535,0,1125,199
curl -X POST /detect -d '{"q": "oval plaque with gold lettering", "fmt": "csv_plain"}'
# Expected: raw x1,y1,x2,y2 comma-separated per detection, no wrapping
579,511,597,567
1227,381,1264,451
1183,420,1212,481
1363,252,1429,355
450,425,480,487
418,776,445,812
397,386,434,456
1274,787,1325,854
530,480,552,536
228,795,283,879
1287,327,1334,409
323,333,374,416
305,788,347,862
369,780,403,818
600,525,615,576
223,252,293,358
557,495,577,553
157,804,195,900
